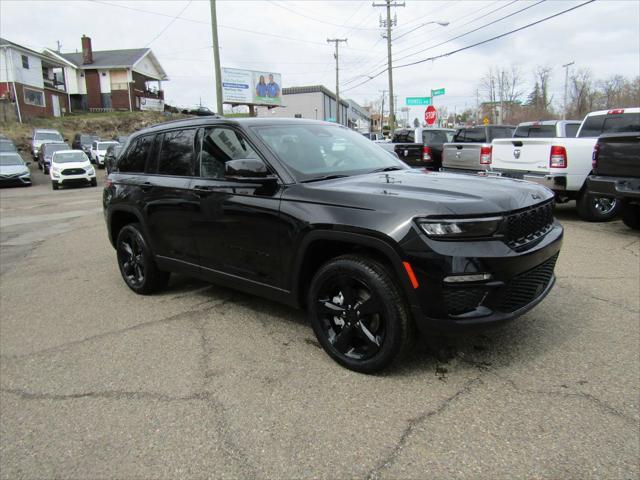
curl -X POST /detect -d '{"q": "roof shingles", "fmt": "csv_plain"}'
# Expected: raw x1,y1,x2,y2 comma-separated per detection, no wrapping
59,48,149,69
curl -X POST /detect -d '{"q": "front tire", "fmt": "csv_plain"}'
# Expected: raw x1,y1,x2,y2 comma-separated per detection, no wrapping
116,223,170,295
51,181,59,190
577,190,620,222
307,255,415,373
90,178,97,187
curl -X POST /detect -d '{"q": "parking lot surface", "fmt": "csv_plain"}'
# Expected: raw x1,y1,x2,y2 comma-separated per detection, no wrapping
1,167,638,479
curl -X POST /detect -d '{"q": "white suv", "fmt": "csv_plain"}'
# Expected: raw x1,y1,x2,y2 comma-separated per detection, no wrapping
49,150,96,190
90,141,120,168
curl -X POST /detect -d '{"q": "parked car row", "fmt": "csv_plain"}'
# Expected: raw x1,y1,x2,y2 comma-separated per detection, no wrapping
373,108,639,224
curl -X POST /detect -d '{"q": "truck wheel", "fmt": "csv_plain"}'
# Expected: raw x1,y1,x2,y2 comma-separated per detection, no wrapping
116,223,170,295
307,254,415,373
621,203,640,230
577,191,620,222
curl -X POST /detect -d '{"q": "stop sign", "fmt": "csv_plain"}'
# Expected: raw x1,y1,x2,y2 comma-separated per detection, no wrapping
424,105,437,126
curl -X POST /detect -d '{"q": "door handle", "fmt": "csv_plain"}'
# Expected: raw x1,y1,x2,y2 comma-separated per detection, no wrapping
193,185,215,195
140,181,153,192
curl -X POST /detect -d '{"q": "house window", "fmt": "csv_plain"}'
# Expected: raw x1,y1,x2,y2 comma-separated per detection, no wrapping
21,55,29,69
23,88,45,107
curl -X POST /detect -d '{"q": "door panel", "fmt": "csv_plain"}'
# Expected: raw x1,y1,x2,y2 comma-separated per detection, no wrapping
190,126,283,287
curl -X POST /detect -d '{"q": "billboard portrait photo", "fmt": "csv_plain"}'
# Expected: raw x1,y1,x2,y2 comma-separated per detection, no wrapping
222,68,282,107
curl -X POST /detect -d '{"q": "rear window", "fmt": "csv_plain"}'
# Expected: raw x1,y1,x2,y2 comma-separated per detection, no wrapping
578,112,640,137
489,127,514,140
45,143,70,153
514,125,556,138
118,136,152,173
455,128,486,143
392,130,414,143
35,132,62,141
422,130,451,144
564,123,579,137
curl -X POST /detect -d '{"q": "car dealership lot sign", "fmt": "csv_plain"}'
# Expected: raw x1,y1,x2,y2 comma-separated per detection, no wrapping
221,68,282,107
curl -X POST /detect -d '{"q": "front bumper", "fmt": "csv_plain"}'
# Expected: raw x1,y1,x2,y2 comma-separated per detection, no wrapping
587,175,640,200
0,175,31,187
52,172,96,185
405,223,563,333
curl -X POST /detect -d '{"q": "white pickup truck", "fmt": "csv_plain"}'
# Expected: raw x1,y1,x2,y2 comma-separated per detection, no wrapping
491,108,640,221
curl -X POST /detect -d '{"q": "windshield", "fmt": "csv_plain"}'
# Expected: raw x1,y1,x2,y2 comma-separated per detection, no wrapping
81,135,99,144
254,124,407,181
98,142,119,150
45,143,70,154
0,141,17,152
35,132,63,141
0,154,24,166
53,151,88,163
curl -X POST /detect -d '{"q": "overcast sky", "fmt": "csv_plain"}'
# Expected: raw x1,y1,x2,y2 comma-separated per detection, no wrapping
1,0,638,120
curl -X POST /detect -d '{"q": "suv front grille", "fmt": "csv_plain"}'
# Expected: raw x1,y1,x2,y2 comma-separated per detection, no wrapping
61,168,86,175
498,253,558,313
504,200,554,248
443,287,487,315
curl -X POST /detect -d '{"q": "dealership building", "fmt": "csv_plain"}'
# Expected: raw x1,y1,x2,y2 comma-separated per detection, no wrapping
256,85,353,126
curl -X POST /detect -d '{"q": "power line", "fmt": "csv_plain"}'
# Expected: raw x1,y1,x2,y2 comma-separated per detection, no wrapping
88,0,372,52
146,0,193,47
341,0,596,94
267,1,378,30
342,0,520,86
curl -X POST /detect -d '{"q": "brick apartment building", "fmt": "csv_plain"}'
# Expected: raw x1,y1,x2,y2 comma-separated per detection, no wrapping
44,36,168,113
0,37,70,121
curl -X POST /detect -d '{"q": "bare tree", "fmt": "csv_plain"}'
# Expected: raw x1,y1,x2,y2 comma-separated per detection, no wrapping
479,66,524,124
568,68,599,117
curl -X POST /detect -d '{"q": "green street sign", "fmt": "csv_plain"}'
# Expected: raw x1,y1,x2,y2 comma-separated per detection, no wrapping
406,96,431,106
432,88,445,97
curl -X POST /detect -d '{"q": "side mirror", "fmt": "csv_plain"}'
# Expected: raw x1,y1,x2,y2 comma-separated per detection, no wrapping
26,161,31,166
225,158,276,182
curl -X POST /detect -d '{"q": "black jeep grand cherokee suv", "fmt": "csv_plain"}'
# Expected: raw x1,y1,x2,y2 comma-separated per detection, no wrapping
103,118,563,372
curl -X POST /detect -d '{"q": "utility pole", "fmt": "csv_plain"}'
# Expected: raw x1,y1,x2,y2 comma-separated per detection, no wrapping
56,41,62,53
373,0,404,133
327,38,347,125
379,89,387,134
562,61,574,120
209,0,223,115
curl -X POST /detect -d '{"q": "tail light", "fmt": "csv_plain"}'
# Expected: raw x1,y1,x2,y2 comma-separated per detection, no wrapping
479,146,492,165
592,143,599,171
549,145,567,168
607,109,624,115
422,146,432,162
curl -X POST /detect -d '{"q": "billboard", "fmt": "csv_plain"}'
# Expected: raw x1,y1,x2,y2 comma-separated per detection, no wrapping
221,68,282,107
140,97,164,112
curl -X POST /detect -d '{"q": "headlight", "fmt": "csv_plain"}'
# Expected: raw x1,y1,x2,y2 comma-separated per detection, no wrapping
418,217,502,238
85,166,95,174
19,171,30,177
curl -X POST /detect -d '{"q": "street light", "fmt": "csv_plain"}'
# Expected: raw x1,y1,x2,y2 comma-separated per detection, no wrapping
394,20,449,41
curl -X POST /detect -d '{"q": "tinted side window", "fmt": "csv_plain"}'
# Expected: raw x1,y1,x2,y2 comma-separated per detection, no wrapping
392,131,406,143
565,123,579,137
118,136,152,173
158,129,197,176
406,130,415,143
200,127,260,179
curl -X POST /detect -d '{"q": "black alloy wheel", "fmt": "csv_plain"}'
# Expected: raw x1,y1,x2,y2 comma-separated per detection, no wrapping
116,223,170,294
308,255,415,373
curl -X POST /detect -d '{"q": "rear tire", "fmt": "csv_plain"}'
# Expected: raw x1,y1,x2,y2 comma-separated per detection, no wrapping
116,223,170,295
622,202,640,230
577,190,620,222
307,254,415,373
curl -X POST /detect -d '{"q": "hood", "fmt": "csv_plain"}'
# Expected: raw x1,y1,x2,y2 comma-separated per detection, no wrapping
294,170,554,217
51,160,91,169
0,164,29,176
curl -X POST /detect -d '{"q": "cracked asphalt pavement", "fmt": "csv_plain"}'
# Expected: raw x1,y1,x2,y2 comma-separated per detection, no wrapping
1,168,638,479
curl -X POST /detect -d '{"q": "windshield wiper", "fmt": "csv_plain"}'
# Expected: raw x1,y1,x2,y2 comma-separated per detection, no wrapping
301,174,350,183
369,166,404,173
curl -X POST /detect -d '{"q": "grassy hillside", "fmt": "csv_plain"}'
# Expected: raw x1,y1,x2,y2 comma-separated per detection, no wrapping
0,111,188,151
